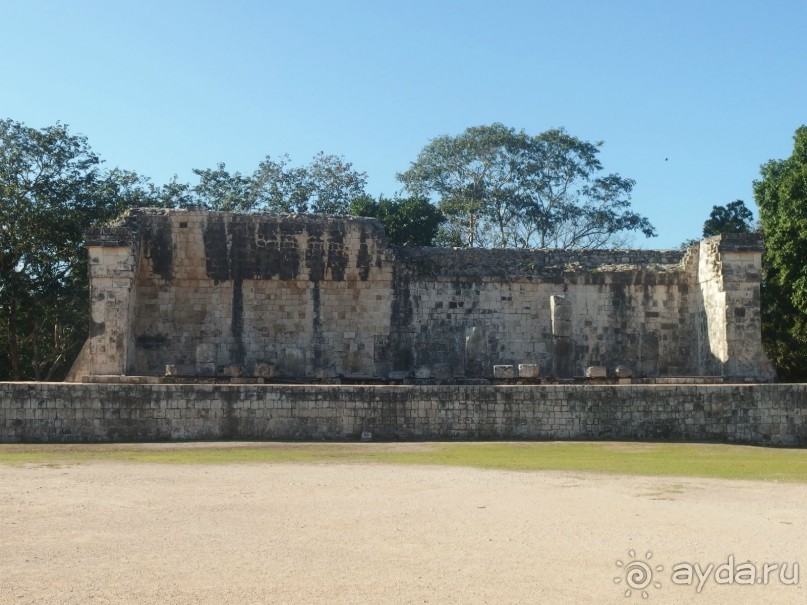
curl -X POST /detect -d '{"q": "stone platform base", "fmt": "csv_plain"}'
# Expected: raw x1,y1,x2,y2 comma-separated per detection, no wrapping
0,382,804,446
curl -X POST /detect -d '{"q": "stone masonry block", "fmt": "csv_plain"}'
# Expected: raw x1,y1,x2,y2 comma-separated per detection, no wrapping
254,362,277,379
586,366,607,378
518,364,540,378
432,363,453,383
615,365,633,378
493,365,515,379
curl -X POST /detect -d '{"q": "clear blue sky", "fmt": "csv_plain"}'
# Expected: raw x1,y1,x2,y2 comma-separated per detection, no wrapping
3,0,805,248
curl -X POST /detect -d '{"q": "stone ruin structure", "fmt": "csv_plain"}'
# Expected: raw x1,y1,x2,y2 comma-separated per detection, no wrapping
68,208,775,383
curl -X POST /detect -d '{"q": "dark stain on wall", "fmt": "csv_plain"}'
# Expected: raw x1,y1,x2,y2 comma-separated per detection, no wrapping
252,218,304,280
143,216,174,280
356,227,371,281
136,334,167,350
389,265,415,371
553,338,572,377
227,216,250,364
326,223,347,281
306,222,326,282
206,214,309,284
89,320,105,337
391,265,413,327
230,280,245,364
278,218,302,280
611,283,628,312
204,215,230,282
255,221,281,279
311,283,323,370
278,235,300,280
373,335,391,376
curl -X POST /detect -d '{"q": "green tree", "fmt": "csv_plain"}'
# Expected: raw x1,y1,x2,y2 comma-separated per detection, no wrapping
187,153,368,214
397,123,655,249
754,125,807,380
350,195,445,246
252,152,367,214
702,199,754,237
191,163,255,211
0,119,155,380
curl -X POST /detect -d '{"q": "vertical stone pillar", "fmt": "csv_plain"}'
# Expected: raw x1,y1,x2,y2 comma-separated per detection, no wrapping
551,295,572,378
697,234,775,380
85,226,140,376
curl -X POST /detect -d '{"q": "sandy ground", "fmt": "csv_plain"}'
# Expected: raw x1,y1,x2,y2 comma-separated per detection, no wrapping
0,451,805,604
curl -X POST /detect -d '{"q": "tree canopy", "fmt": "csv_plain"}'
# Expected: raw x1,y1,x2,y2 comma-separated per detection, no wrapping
754,125,807,380
397,123,656,249
349,195,445,246
0,119,153,380
158,153,368,214
702,199,754,237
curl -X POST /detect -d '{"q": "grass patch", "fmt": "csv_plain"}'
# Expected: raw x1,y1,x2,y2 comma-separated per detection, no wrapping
364,442,807,482
0,441,806,482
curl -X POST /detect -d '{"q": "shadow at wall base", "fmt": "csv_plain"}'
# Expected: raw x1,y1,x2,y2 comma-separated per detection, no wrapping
0,382,804,446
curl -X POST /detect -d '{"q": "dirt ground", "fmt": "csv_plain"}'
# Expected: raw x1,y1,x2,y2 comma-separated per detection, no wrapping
0,448,804,604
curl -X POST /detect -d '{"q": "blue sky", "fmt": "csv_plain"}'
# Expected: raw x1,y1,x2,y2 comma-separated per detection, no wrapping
3,0,805,248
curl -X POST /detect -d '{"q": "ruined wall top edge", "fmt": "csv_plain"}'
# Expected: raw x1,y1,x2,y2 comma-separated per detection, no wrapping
700,232,765,252
83,209,764,273
85,208,388,247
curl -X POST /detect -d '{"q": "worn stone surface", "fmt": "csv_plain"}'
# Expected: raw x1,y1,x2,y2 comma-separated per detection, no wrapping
414,366,431,379
517,364,540,378
74,210,775,382
432,363,453,382
586,366,608,378
493,365,515,379
0,383,804,446
614,365,633,378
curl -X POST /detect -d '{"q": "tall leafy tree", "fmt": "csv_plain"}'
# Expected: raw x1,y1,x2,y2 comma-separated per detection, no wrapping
397,123,655,248
187,153,368,214
754,125,807,380
0,119,155,380
252,152,367,214
191,163,255,211
350,195,445,246
702,199,754,237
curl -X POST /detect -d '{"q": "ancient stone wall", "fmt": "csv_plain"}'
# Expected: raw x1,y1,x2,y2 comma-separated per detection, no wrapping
1,383,804,445
86,210,393,379
695,234,771,378
387,247,700,378
77,209,774,382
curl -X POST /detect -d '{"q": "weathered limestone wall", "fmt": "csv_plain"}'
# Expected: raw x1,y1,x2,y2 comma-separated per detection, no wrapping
87,210,393,379
78,209,774,381
1,383,804,445
86,228,141,375
695,234,773,378
388,247,699,378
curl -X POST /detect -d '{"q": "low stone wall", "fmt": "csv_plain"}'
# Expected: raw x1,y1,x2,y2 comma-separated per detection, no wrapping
1,383,805,446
